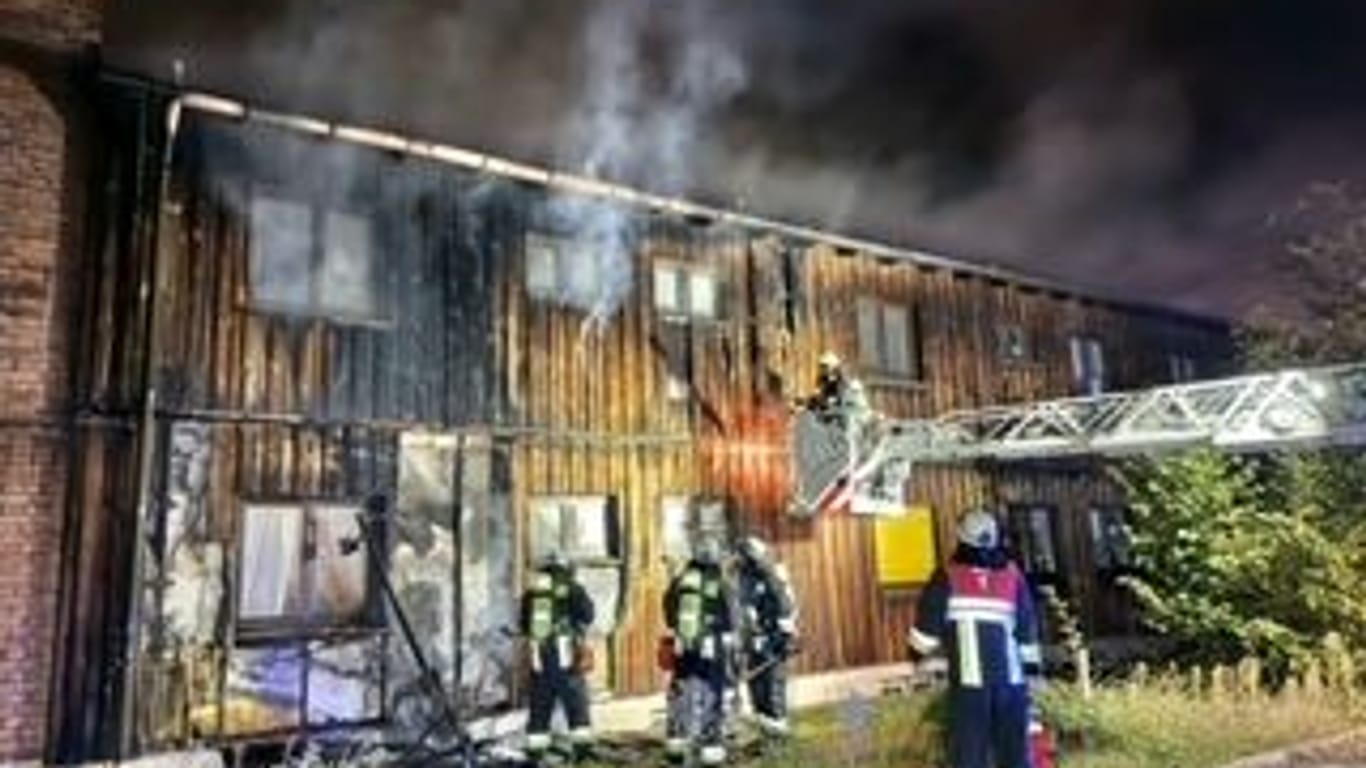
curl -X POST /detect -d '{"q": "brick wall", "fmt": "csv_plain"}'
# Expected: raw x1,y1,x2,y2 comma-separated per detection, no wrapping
0,0,99,759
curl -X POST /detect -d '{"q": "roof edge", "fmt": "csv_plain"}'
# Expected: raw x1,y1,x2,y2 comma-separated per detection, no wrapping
100,69,1231,330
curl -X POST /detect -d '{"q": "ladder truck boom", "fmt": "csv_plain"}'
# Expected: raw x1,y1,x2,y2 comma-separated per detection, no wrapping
790,363,1366,517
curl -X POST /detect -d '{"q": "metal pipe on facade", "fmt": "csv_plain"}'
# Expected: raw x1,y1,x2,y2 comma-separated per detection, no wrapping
118,93,184,759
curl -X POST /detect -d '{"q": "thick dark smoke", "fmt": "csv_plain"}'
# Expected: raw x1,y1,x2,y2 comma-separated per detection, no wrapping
105,0,1366,318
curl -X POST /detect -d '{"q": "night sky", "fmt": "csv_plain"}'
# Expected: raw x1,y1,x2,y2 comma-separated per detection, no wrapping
105,0,1366,318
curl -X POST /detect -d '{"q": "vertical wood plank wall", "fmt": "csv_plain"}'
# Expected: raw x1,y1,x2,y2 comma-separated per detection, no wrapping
67,102,1234,728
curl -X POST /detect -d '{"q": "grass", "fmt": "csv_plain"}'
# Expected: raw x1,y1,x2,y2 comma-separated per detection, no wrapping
719,667,1364,768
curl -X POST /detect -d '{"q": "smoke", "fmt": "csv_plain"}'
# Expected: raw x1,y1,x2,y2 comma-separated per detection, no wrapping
546,1,749,332
107,0,1366,317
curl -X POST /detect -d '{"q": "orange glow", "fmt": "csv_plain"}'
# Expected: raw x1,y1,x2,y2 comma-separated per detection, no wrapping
700,404,794,512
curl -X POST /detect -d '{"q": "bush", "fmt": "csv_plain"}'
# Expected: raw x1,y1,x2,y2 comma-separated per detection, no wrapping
1118,449,1366,679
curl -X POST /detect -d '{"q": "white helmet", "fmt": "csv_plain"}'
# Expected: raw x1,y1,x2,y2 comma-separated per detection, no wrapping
818,351,842,370
739,536,771,563
957,509,1000,549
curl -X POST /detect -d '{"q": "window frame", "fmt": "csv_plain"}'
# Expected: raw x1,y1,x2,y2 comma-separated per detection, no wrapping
1089,505,1134,576
1168,353,1198,383
1069,335,1106,395
659,494,734,567
234,499,383,642
652,259,725,324
997,323,1032,365
246,189,390,328
1006,504,1064,581
523,231,609,308
856,296,924,381
528,494,627,640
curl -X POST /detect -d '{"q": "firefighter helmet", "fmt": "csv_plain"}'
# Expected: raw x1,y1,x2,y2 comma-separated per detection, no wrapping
537,550,571,571
957,509,1000,549
738,536,771,564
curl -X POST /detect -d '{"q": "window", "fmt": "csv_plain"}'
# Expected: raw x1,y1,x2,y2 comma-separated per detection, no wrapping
997,324,1031,363
249,195,381,324
1070,335,1106,395
529,496,624,636
1090,506,1133,572
229,501,383,733
1007,505,1061,577
660,495,732,565
237,503,373,630
1168,354,1197,383
857,297,922,379
525,233,610,307
874,505,937,587
654,262,722,321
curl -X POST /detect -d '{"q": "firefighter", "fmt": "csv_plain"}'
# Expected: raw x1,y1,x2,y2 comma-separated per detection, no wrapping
906,509,1042,768
662,539,736,766
520,551,596,764
800,352,872,427
735,536,799,739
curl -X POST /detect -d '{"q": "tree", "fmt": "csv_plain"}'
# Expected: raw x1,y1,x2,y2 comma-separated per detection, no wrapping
1120,182,1366,677
1119,450,1366,678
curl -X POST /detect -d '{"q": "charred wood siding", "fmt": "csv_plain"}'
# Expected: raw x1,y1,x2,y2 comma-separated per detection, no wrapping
59,88,1233,754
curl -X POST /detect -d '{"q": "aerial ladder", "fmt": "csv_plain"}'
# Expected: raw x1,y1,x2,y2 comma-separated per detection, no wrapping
790,363,1366,517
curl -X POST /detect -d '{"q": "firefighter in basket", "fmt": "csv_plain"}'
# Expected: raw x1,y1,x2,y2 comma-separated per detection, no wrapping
520,551,596,764
907,509,1047,768
796,351,872,426
660,539,737,766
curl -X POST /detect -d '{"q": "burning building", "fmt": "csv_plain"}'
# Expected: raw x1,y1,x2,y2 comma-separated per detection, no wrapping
2,2,1231,763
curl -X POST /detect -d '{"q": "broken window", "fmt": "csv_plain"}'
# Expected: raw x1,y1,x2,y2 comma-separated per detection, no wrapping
221,637,383,735
248,194,383,324
857,297,923,379
654,261,722,321
1070,335,1106,395
237,502,373,631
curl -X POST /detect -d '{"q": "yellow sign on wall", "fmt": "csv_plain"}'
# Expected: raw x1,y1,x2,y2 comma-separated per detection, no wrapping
874,505,938,587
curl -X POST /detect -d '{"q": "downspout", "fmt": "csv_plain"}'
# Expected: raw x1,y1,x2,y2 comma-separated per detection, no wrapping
118,93,184,759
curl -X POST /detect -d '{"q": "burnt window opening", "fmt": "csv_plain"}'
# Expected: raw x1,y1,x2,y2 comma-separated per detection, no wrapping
652,326,694,403
1090,506,1134,575
228,502,386,733
654,260,724,322
857,296,924,380
529,495,625,638
1006,504,1062,581
780,246,803,335
248,195,385,325
997,324,1031,363
1168,353,1198,383
1070,335,1106,395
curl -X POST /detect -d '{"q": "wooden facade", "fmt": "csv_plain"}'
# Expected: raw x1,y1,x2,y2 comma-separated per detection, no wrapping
51,87,1231,759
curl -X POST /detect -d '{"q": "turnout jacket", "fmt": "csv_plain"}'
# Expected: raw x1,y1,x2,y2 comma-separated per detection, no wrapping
520,566,595,661
909,553,1041,688
737,560,798,657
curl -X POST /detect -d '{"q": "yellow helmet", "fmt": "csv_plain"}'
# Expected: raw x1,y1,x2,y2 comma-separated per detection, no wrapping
818,351,842,370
